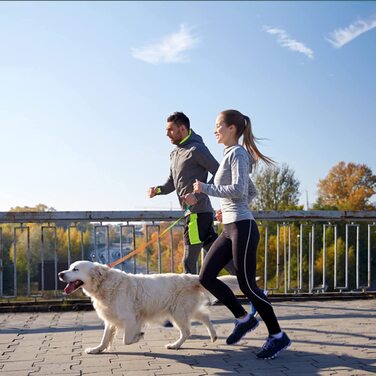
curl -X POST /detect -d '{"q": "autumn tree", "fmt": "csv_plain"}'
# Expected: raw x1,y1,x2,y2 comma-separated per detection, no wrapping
314,162,376,210
9,204,56,212
2,204,92,295
137,223,185,274
251,163,302,210
313,162,376,290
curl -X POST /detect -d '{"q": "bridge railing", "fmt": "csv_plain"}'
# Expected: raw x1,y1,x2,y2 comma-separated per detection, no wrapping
0,210,375,300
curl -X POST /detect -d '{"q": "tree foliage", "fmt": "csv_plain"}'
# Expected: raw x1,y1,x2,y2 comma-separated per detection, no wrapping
9,204,56,212
251,163,302,210
1,204,91,295
315,162,376,210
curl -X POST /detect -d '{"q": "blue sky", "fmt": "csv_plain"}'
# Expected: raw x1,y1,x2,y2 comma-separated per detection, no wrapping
0,1,375,211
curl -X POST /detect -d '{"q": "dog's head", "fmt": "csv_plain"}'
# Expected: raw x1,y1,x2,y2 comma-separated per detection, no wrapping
58,261,109,295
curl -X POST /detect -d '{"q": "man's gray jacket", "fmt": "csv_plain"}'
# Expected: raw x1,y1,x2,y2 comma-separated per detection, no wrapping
156,130,219,215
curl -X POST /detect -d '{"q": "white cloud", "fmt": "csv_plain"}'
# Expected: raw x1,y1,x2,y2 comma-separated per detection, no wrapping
264,26,314,59
326,15,376,48
131,24,199,64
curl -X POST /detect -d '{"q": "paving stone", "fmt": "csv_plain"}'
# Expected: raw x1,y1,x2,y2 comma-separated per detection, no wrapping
0,300,375,375
112,371,157,376
1,360,36,372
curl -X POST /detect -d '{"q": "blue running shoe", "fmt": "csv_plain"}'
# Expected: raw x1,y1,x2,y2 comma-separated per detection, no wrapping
256,332,291,359
226,315,259,345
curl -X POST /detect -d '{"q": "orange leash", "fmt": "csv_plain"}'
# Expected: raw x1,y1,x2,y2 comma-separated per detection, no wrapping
107,216,184,268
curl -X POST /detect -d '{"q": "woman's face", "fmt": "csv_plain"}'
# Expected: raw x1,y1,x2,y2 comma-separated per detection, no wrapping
214,114,235,145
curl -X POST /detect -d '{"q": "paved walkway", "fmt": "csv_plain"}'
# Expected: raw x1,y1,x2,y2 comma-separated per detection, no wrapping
0,299,375,375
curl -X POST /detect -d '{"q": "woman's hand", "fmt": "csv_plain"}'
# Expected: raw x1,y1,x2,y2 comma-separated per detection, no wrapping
215,209,222,223
193,179,203,193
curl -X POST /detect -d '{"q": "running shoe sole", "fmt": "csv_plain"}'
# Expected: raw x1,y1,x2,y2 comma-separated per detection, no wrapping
227,320,260,345
257,340,292,359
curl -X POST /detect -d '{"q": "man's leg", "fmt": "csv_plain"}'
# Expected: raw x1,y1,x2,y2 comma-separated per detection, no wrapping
183,243,202,274
182,213,203,274
163,218,202,328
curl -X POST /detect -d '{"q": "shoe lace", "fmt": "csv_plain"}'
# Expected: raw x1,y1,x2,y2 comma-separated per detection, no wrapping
234,314,251,327
262,337,275,350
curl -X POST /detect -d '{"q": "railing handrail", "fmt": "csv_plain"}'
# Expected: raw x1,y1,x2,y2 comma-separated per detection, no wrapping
0,210,375,223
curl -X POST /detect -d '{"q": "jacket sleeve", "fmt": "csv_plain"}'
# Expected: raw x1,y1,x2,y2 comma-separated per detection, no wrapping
201,151,248,198
193,145,219,184
156,169,175,195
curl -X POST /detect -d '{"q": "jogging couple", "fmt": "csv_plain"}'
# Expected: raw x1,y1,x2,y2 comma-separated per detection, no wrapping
148,111,291,360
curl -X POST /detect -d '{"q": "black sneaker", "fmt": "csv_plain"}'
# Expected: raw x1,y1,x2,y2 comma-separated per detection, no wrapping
256,332,291,359
226,315,259,345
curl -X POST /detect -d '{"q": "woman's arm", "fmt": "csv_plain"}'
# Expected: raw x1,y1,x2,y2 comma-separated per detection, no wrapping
193,152,249,198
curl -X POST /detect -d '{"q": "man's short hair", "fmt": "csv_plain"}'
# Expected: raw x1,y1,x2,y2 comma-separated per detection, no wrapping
167,112,190,130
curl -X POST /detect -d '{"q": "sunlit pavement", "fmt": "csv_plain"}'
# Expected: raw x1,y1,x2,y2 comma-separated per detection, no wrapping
0,299,375,375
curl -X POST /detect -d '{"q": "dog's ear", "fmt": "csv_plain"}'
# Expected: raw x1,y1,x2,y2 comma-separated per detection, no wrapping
90,264,108,283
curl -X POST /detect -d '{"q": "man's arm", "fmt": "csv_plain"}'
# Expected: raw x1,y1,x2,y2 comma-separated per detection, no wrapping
193,145,219,183
148,169,175,198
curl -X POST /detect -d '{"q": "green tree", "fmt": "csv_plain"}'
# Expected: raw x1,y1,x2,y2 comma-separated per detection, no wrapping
251,163,302,210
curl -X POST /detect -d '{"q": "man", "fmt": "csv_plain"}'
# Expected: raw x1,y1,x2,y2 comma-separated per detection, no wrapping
148,112,236,275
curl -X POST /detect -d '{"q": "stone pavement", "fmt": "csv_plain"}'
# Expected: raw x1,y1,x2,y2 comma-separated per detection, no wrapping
0,299,375,376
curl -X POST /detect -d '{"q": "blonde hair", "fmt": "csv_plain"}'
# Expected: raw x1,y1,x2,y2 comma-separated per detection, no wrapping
220,109,275,166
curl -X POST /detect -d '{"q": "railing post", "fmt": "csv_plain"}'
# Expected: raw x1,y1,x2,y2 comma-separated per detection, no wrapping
368,224,376,290
41,225,58,294
0,227,2,298
94,224,110,264
120,225,136,273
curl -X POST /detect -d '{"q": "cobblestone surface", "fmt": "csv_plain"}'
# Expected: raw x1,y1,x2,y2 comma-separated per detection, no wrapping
0,300,375,375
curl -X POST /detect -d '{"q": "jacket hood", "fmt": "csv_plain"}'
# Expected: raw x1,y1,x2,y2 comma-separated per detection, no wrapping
178,129,203,148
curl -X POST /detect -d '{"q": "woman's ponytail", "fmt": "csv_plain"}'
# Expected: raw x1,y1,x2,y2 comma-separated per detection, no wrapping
242,115,275,167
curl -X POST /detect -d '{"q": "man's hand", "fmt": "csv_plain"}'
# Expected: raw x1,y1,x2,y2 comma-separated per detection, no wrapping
193,179,203,194
215,209,223,223
148,187,157,198
182,192,198,206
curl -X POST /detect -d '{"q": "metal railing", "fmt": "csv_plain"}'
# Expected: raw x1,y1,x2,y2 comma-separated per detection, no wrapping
0,210,375,300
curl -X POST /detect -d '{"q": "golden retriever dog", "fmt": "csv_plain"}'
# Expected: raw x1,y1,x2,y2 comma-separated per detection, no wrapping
58,261,241,354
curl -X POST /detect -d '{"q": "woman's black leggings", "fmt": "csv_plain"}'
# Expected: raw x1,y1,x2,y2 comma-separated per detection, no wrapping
199,219,281,335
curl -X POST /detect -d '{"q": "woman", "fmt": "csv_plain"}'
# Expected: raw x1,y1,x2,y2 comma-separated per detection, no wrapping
193,109,291,359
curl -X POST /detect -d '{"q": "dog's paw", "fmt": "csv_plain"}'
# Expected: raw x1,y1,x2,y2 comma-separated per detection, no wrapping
85,347,103,354
132,331,145,343
165,342,181,350
211,335,218,343
124,332,145,345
